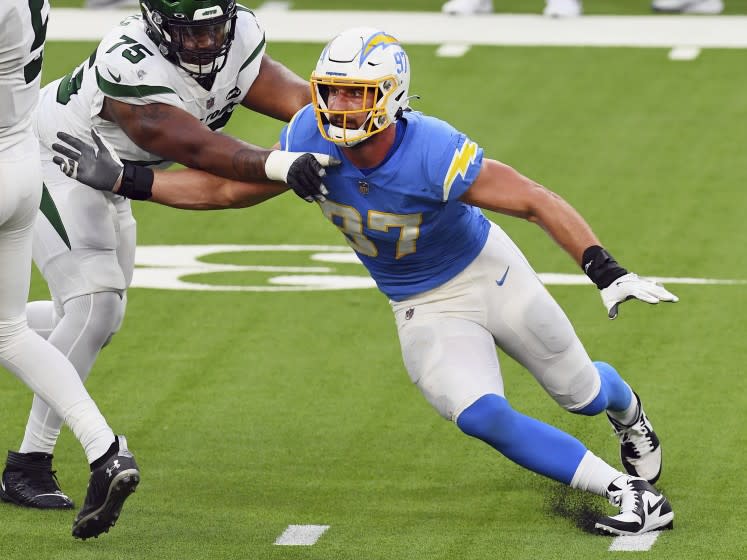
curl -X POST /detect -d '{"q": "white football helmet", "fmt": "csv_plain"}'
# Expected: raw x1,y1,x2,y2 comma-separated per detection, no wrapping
310,27,411,147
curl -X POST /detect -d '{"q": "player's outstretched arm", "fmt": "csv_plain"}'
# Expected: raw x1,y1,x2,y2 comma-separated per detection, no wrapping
240,54,311,121
460,158,678,319
100,98,334,202
53,130,288,210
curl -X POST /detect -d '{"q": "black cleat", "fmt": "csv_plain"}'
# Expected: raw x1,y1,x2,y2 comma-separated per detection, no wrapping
0,451,74,509
607,392,662,484
595,476,674,536
72,435,140,540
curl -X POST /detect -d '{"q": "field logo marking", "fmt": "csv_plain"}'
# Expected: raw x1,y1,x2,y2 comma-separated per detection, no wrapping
131,244,747,292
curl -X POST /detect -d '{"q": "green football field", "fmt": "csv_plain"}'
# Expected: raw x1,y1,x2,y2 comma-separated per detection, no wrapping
1,6,746,560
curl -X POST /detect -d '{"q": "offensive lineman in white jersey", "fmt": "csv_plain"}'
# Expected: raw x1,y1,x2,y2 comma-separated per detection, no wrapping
0,0,140,539
2,0,335,509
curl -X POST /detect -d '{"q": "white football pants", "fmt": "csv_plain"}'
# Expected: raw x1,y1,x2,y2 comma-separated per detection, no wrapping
391,222,600,421
16,141,135,456
0,128,114,463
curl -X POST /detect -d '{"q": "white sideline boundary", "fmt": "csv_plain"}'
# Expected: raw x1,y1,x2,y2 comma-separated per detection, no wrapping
48,9,747,48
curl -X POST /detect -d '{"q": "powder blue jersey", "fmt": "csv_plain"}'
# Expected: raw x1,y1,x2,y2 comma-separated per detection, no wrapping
280,106,490,301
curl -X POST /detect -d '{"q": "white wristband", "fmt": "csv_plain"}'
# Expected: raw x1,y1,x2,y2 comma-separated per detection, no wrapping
264,150,297,182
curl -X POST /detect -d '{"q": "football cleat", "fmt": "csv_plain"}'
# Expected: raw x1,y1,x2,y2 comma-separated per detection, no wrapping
595,476,674,536
607,392,662,484
0,451,74,509
72,435,140,540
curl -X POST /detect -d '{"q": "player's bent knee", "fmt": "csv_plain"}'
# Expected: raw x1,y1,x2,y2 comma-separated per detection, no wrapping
457,394,517,447
571,386,608,416
0,315,28,352
101,291,126,348
62,291,124,349
544,361,602,413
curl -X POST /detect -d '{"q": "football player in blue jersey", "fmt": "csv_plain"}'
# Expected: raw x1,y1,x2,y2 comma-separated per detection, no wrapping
52,27,679,537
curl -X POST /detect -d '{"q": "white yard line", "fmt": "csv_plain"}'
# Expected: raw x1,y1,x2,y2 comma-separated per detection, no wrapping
669,45,702,59
48,9,747,49
128,245,747,292
274,524,330,545
256,1,292,10
609,531,663,551
436,43,472,57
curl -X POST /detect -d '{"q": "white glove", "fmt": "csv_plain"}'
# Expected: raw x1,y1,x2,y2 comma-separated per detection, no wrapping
264,151,340,203
600,273,679,319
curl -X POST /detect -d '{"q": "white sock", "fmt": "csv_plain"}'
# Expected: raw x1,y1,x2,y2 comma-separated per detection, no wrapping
570,450,625,496
64,399,116,463
0,319,114,463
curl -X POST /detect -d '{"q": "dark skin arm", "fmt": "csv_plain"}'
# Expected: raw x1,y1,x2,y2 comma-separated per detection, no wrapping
105,141,288,209
98,55,309,182
100,98,272,182
144,168,288,210
459,159,600,266
240,54,311,120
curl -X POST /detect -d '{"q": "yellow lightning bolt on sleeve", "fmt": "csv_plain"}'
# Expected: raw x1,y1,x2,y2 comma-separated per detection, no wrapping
442,140,478,201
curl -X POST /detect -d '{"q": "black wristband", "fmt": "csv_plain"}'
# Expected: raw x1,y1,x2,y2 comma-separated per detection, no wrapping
582,245,628,290
117,163,154,200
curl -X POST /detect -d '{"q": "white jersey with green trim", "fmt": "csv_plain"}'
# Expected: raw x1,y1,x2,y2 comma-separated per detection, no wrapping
0,0,49,142
33,9,265,166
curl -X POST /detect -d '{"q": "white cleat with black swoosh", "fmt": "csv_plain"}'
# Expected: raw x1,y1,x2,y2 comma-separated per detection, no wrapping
595,476,674,536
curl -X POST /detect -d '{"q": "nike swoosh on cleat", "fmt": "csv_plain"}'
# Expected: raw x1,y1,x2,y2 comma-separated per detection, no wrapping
496,266,510,286
647,496,667,515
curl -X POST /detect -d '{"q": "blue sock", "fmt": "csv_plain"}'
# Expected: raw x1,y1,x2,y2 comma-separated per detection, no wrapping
575,361,633,416
456,394,587,485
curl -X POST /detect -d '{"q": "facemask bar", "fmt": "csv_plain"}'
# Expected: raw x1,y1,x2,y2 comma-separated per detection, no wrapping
168,14,234,76
310,75,397,146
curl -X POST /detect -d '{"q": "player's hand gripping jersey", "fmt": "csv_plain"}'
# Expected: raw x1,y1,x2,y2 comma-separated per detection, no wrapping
33,8,265,166
281,107,491,301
